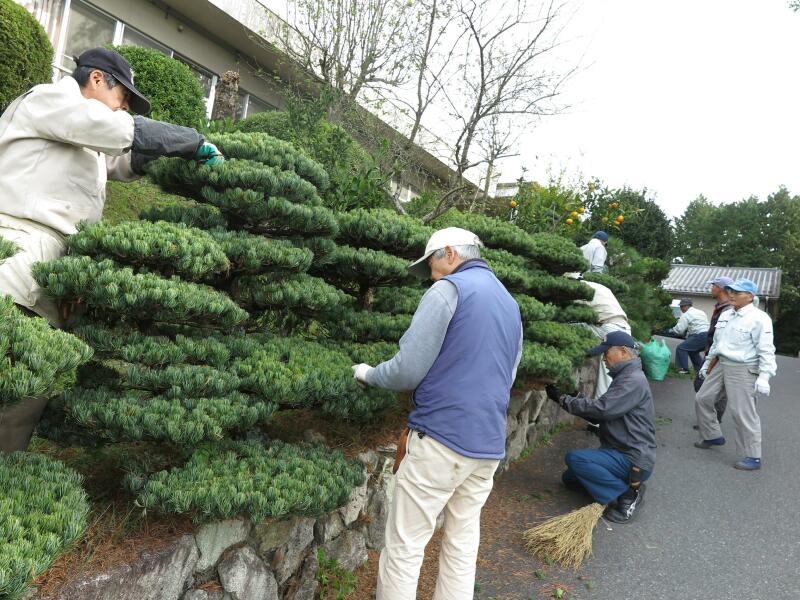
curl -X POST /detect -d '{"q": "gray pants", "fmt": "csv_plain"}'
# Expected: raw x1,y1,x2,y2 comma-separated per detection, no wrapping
695,361,761,458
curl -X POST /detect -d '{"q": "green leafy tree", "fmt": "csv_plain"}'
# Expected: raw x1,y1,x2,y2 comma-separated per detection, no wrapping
674,188,800,353
585,187,674,261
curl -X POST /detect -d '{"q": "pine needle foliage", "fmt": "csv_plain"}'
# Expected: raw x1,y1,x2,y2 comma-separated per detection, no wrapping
373,286,426,315
67,220,230,281
553,304,599,324
140,203,228,230
0,452,89,600
336,209,431,259
206,132,330,191
433,209,588,273
582,272,630,296
131,440,364,523
0,237,18,261
0,297,93,408
32,257,248,327
525,321,599,365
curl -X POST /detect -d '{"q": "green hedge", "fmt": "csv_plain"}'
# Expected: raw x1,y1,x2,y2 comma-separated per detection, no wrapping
0,0,53,112
114,45,206,126
0,452,89,600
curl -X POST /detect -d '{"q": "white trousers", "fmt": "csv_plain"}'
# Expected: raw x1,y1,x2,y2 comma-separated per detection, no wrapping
0,214,64,326
377,433,499,600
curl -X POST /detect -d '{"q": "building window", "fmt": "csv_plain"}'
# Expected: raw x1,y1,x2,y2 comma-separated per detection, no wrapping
245,95,273,117
121,25,171,56
60,0,115,72
17,0,66,45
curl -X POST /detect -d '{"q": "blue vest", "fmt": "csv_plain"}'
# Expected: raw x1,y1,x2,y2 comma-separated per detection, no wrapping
408,260,522,459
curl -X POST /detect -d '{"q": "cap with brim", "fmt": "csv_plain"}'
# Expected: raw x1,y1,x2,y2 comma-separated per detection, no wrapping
725,278,758,295
679,298,693,307
707,276,735,288
408,227,483,279
587,330,637,355
76,48,151,115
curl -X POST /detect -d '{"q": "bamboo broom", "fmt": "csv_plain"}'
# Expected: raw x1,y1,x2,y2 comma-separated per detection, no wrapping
523,503,606,569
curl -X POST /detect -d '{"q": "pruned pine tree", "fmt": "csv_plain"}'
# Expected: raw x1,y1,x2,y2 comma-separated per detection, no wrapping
32,132,395,524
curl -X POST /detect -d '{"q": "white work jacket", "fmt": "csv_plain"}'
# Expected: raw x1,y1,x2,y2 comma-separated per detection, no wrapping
673,306,710,337
578,281,629,326
0,76,138,236
706,303,777,379
0,77,139,323
580,238,607,273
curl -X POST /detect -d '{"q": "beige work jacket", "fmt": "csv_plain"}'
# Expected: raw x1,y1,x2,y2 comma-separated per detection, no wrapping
0,76,139,236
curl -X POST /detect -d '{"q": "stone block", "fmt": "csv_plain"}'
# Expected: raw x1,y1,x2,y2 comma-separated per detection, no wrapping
269,517,315,585
507,390,531,417
363,488,388,550
284,551,319,600
252,519,295,557
357,450,379,471
195,519,251,572
339,473,369,526
321,530,368,572
314,511,345,544
49,534,199,600
218,547,278,600
504,412,518,440
183,590,225,600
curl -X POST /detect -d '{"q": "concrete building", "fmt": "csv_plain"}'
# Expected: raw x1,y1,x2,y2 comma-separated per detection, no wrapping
662,263,782,320
16,0,471,199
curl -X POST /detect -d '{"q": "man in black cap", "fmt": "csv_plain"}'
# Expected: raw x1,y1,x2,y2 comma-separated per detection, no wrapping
0,47,223,325
546,331,656,523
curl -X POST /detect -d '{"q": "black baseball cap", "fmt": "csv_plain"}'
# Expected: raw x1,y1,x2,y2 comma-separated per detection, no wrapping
587,331,637,355
76,48,151,115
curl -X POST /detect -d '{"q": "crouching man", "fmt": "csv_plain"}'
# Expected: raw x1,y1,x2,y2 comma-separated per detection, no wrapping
546,331,656,523
351,227,523,599
0,47,224,325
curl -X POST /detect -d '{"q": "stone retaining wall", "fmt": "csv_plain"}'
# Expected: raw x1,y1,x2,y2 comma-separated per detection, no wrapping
37,359,599,600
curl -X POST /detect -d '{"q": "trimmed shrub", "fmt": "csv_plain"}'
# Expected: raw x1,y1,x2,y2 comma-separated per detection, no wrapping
0,452,89,600
114,45,206,127
130,440,364,523
0,296,93,409
0,0,53,112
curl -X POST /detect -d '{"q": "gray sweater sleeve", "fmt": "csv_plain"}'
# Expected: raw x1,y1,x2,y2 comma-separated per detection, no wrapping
364,280,458,391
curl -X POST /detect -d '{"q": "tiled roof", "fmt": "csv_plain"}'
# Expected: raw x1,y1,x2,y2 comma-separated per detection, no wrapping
661,264,782,298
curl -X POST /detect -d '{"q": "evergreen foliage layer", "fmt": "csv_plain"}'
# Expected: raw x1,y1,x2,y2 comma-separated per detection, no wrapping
130,440,364,523
0,452,89,600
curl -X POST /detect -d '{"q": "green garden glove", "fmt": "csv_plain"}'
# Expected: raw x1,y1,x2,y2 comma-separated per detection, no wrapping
195,142,225,166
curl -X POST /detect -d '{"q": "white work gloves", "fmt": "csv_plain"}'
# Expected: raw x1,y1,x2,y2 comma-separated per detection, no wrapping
754,376,770,396
351,363,374,385
698,363,709,380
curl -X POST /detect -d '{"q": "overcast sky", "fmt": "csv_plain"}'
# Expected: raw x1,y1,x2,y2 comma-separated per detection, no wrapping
496,0,800,218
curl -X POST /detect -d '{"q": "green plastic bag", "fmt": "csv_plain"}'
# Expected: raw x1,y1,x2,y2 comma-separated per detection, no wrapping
640,338,672,381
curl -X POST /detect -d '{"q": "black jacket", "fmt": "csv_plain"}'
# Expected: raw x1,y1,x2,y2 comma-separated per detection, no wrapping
561,358,656,471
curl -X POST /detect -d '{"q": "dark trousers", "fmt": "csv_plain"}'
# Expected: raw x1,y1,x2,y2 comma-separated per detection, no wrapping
562,448,651,505
676,332,708,370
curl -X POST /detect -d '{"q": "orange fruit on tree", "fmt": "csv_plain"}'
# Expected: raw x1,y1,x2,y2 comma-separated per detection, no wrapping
577,207,585,214
510,200,518,208
616,214,625,222
570,211,578,218
565,218,574,225
601,216,609,223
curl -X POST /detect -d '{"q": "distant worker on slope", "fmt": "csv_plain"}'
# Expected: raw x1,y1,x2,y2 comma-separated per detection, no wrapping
580,230,609,273
0,47,224,326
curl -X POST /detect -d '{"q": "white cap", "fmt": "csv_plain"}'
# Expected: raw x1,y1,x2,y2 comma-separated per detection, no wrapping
408,227,483,279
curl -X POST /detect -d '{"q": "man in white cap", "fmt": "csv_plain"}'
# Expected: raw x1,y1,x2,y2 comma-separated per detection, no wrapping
352,227,523,599
694,279,776,471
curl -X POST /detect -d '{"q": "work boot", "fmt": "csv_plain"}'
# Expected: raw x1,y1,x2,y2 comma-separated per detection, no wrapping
734,457,762,471
605,484,646,524
694,436,725,449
